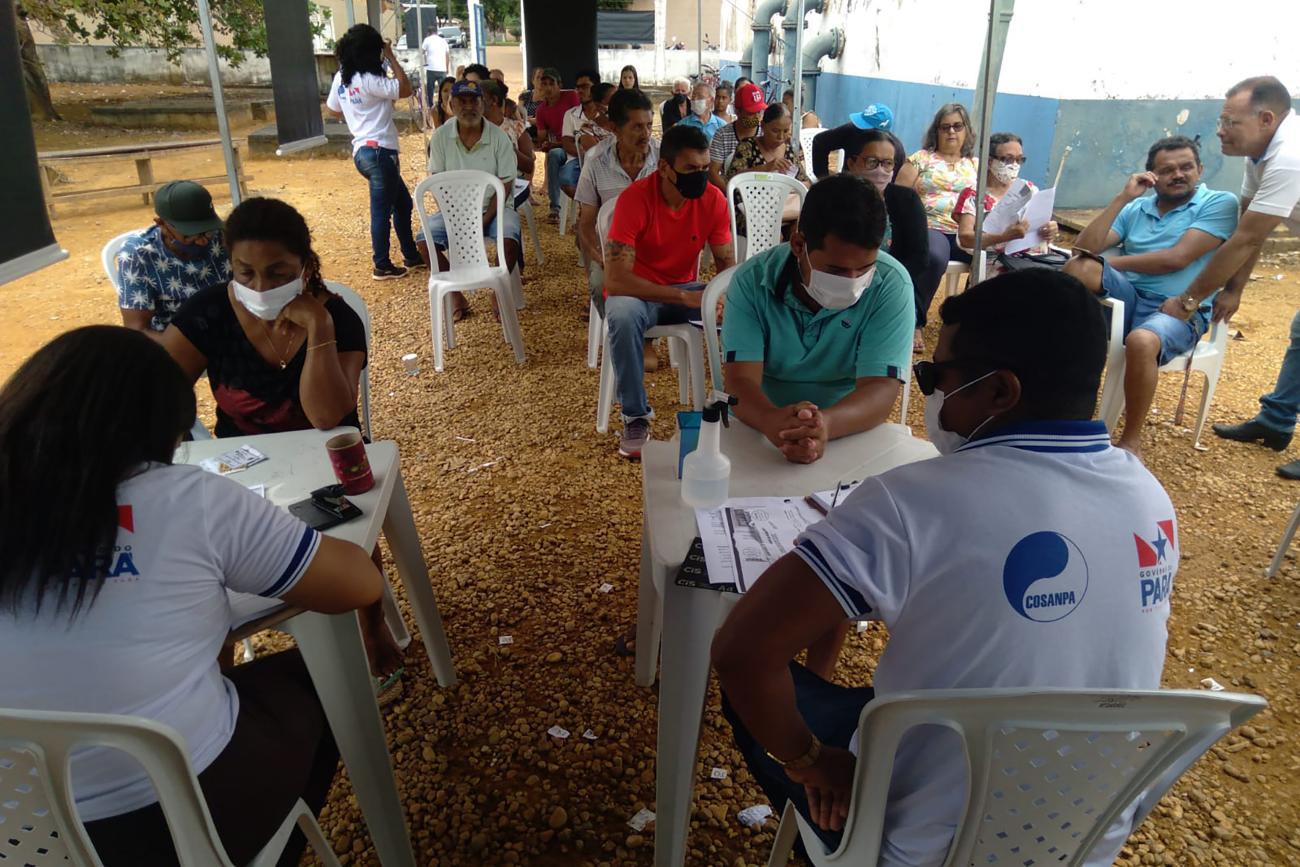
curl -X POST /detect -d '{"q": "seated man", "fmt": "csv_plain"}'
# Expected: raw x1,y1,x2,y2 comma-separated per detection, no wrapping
420,79,521,318
722,174,913,469
116,179,230,336
534,67,582,220
1063,135,1238,455
481,79,534,206
708,82,766,192
713,269,1175,867
679,82,726,142
559,79,616,201
604,124,736,459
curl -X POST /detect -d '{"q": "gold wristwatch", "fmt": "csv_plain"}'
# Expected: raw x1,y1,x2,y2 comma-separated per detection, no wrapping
1178,292,1199,314
767,734,822,770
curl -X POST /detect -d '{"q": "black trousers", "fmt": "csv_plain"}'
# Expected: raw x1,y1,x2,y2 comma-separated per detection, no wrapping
84,649,339,867
918,229,974,328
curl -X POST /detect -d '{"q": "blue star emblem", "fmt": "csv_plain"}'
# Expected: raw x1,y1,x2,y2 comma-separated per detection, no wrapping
1150,529,1168,562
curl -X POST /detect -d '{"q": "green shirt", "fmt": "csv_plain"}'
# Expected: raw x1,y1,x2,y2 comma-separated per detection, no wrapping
720,243,915,409
426,118,518,209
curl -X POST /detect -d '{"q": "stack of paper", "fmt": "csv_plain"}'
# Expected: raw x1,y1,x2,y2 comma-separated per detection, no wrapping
695,497,825,591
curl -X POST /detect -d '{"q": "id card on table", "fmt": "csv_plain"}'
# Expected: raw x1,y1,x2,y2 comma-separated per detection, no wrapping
199,444,267,476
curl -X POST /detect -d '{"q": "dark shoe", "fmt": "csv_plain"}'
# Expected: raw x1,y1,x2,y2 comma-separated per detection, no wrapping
373,263,409,281
619,418,651,460
1278,459,1300,480
402,257,428,270
1211,419,1292,451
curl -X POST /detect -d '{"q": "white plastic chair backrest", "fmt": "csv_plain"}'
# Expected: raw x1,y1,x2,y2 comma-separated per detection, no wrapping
821,688,1265,866
726,172,807,263
324,281,372,439
702,266,737,390
798,126,824,178
596,195,620,260
414,170,507,273
101,231,137,290
0,707,238,867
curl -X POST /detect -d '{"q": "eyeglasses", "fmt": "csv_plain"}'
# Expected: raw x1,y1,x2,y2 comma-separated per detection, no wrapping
861,157,895,170
939,122,966,134
913,359,1000,396
993,154,1027,165
1216,115,1254,131
1153,162,1198,178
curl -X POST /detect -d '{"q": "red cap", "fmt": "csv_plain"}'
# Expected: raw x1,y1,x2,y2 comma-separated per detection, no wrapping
735,82,767,115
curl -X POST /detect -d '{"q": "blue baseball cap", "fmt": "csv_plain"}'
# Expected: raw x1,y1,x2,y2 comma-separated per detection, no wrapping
451,79,482,98
849,103,894,130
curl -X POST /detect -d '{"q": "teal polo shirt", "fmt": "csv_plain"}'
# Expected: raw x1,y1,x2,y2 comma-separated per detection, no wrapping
679,113,727,142
720,243,915,409
1111,183,1238,298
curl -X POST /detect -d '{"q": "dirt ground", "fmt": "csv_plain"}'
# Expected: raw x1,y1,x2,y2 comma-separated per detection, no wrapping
5,76,1300,867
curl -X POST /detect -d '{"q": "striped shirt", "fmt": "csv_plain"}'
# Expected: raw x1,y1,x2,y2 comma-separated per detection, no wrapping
574,137,661,208
709,122,756,168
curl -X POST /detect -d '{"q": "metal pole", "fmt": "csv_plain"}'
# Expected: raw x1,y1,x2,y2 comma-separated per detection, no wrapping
791,0,805,143
697,0,702,76
970,0,1015,280
197,0,241,206
416,2,423,59
346,0,355,27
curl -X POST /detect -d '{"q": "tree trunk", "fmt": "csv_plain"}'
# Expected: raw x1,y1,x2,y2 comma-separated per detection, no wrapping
14,4,61,121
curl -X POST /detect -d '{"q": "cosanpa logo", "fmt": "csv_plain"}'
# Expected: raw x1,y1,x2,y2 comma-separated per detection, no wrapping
1003,531,1089,622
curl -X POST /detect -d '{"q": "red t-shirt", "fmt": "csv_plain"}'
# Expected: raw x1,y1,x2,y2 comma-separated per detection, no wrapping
534,90,581,140
608,173,732,287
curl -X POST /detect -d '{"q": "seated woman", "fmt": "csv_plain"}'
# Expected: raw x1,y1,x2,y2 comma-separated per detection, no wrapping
954,131,1059,277
781,88,821,129
725,103,812,237
0,325,383,866
162,196,402,678
908,102,979,345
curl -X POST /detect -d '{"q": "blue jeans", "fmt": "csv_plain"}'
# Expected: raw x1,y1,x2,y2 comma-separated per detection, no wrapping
721,661,874,857
353,146,420,269
417,208,522,247
1100,261,1206,366
544,147,576,210
605,286,703,421
1256,309,1300,433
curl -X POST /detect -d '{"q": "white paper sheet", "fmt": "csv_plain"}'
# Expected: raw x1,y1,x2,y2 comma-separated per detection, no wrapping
695,497,825,591
980,178,1031,236
1005,186,1056,255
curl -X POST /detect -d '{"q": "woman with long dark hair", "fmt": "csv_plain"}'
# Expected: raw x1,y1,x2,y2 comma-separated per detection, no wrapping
325,23,422,280
432,74,455,128
619,64,640,91
0,325,383,865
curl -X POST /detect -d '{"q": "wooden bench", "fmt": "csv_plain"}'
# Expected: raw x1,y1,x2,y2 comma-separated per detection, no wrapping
38,138,251,219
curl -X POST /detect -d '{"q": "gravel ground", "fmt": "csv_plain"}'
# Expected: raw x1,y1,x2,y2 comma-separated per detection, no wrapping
6,90,1300,865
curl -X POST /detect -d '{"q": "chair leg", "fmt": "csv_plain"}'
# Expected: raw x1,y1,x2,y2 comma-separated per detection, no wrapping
559,196,570,236
526,207,544,266
494,280,526,364
1266,501,1300,578
587,303,602,369
670,338,690,405
430,286,447,373
297,808,344,867
766,801,799,867
510,263,526,309
380,580,411,650
596,331,615,434
1192,368,1220,449
688,341,705,410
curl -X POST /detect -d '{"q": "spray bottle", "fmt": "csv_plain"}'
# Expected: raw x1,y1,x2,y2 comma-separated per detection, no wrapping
681,392,737,508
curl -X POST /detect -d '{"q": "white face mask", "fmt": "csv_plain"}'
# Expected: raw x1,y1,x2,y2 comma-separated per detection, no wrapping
923,369,997,455
991,159,1021,184
863,166,893,193
800,248,874,311
233,270,304,320
691,98,710,116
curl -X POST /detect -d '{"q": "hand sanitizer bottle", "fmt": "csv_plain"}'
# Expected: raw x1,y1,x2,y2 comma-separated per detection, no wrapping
681,403,731,508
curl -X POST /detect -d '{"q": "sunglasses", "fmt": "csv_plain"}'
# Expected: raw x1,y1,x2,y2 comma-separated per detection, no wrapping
913,359,1001,396
939,122,966,134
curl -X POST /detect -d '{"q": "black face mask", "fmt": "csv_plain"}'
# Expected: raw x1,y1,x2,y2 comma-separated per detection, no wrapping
672,167,709,199
673,93,688,103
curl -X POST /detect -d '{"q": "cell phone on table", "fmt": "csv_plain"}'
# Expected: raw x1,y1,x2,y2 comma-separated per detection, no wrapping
288,484,362,531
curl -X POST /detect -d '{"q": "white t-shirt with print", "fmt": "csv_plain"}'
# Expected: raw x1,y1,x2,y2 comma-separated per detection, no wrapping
326,69,401,154
1242,109,1300,233
794,420,1176,867
0,463,320,822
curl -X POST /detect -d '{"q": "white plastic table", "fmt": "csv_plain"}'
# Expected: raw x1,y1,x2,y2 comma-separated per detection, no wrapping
639,421,938,867
178,427,457,867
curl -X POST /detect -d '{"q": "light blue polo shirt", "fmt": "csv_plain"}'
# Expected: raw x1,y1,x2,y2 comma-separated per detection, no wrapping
720,243,914,409
1111,184,1238,298
679,113,727,142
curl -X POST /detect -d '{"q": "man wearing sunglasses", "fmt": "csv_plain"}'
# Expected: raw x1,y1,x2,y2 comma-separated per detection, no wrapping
1064,135,1238,455
115,180,231,337
714,270,1176,867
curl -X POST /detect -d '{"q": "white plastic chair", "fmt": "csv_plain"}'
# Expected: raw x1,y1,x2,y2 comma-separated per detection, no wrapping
414,171,526,372
1266,500,1300,577
942,260,970,298
726,172,808,265
798,127,824,179
593,197,705,433
324,281,373,441
0,707,343,867
1097,298,1229,449
513,178,545,266
767,687,1266,867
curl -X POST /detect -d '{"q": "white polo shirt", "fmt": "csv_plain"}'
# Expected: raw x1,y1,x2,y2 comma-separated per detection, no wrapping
1242,109,1300,233
795,419,1176,867
0,463,320,821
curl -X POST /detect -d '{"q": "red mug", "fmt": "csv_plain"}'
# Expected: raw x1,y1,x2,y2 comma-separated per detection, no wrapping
326,432,374,495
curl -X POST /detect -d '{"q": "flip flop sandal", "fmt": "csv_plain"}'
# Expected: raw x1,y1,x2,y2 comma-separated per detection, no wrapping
374,666,405,707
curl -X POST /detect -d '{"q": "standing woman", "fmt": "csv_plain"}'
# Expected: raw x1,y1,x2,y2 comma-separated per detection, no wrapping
619,64,640,91
908,102,979,345
325,24,422,281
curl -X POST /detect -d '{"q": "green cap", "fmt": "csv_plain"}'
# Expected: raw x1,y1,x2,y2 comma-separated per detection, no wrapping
154,180,222,236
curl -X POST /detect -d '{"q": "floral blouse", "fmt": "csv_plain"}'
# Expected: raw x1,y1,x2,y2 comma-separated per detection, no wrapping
725,137,810,235
908,149,978,234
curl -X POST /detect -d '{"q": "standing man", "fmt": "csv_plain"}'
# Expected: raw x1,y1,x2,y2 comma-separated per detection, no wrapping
1187,77,1300,475
709,82,766,191
419,25,449,110
679,82,726,142
532,68,581,221
604,124,736,459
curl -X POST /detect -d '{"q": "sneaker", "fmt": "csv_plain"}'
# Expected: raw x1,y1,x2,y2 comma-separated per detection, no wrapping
619,418,651,460
403,257,428,271
373,263,409,281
